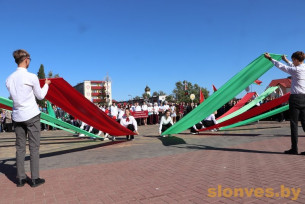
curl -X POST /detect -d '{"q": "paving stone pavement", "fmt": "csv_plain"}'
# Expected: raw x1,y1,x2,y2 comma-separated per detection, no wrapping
1,121,305,203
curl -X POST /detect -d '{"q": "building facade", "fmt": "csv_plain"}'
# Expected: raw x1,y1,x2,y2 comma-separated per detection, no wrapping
266,77,291,97
74,80,112,105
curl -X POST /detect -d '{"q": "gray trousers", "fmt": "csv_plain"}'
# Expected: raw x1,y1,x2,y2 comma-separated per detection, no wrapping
14,114,41,180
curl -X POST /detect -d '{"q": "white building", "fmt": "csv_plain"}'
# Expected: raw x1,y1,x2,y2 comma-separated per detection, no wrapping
74,80,112,105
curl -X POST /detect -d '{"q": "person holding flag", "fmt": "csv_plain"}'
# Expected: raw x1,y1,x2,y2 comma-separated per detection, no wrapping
265,51,305,155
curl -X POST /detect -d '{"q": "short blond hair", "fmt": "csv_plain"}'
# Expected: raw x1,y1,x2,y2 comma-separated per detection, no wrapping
13,49,30,65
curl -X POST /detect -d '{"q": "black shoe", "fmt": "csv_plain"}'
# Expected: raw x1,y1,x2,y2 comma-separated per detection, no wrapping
16,178,27,187
284,149,298,155
30,178,45,187
300,151,305,155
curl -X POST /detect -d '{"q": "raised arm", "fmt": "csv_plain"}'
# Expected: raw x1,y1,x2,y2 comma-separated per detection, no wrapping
282,55,294,66
32,76,51,100
264,53,295,75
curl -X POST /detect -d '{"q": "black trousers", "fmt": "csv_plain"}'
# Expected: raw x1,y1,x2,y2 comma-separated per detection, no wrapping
161,123,172,133
289,94,305,151
190,123,203,133
202,120,215,128
126,124,135,140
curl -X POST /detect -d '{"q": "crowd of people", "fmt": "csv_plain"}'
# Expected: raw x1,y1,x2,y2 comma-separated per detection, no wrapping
0,95,289,136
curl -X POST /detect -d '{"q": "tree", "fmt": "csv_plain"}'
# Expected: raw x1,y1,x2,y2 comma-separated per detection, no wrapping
37,64,46,79
48,71,53,78
37,64,46,107
172,81,209,103
152,91,159,96
158,90,166,96
134,96,141,100
98,86,107,106
142,93,150,99
165,94,175,102
54,74,60,78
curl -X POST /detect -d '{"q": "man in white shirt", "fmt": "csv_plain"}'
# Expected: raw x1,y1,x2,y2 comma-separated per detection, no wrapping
265,51,305,155
6,49,51,187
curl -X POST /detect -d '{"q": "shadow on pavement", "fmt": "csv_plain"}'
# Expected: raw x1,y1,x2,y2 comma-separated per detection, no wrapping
178,132,260,137
1,141,126,162
197,133,260,137
0,139,102,148
0,160,17,185
158,136,186,146
223,126,282,131
173,144,285,155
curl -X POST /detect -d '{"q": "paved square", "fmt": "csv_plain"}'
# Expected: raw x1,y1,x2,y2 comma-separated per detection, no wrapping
1,121,305,203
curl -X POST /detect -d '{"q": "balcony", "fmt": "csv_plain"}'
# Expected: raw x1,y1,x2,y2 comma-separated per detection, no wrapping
93,99,102,103
91,86,105,90
91,93,102,96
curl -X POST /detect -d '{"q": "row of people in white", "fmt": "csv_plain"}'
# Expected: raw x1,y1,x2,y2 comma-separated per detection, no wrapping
109,102,173,118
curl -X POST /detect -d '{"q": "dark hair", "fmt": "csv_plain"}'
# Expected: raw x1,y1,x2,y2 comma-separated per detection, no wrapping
165,110,170,114
291,51,305,62
13,49,30,65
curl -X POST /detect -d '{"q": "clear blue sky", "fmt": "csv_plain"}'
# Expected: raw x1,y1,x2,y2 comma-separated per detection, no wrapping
1,0,304,101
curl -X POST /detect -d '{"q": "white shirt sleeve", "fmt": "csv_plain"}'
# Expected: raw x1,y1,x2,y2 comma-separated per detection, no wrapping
285,60,294,67
169,117,173,125
159,116,164,132
271,59,295,75
193,124,197,130
32,75,49,100
132,116,138,131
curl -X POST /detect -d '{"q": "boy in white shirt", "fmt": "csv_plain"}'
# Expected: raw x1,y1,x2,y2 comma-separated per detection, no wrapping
120,108,139,140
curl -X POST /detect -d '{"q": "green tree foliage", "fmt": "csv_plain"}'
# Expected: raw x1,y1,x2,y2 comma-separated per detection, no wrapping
165,94,175,102
37,64,46,79
142,93,150,99
48,71,53,78
152,91,159,96
37,64,46,107
158,90,166,96
47,71,60,78
173,81,209,103
134,96,141,100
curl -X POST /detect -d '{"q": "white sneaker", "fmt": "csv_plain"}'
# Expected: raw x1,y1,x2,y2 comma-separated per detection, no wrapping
103,137,110,141
112,136,116,141
78,133,85,137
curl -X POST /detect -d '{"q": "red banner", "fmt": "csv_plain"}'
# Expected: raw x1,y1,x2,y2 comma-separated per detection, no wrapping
131,111,148,118
39,78,135,136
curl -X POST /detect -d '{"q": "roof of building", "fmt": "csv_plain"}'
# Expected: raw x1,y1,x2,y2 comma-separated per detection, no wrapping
268,78,291,88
